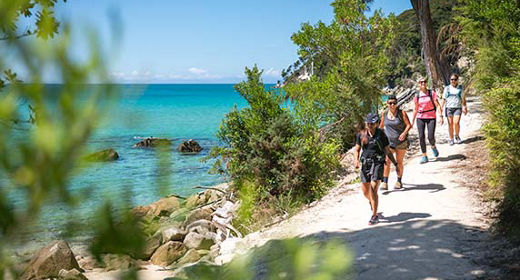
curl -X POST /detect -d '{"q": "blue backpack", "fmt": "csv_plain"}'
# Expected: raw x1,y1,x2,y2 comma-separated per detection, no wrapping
445,85,462,99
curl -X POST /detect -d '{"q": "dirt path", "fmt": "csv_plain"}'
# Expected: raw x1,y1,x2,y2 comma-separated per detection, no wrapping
218,96,493,279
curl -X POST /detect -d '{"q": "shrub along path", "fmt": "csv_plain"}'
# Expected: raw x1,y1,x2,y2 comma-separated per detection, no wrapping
219,96,499,279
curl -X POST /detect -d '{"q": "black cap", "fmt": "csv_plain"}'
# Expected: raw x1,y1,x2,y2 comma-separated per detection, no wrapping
365,113,379,124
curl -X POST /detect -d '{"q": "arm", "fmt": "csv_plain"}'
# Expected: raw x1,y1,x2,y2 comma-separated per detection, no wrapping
379,112,385,129
411,100,418,128
384,146,397,166
399,110,412,141
354,144,361,169
384,145,400,175
434,98,444,125
462,88,468,115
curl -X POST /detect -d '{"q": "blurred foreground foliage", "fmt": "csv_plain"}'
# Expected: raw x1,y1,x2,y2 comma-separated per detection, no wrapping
457,0,520,236
177,238,352,280
0,0,148,277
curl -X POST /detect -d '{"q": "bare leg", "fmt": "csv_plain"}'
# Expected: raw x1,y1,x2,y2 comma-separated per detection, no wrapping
447,116,454,139
396,149,406,178
369,181,380,216
454,115,461,136
361,182,371,203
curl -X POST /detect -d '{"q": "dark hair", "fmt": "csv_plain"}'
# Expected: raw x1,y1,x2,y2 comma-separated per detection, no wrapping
450,73,459,79
387,94,397,101
361,128,369,146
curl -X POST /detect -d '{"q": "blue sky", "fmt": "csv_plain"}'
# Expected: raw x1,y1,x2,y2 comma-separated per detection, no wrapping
52,0,412,83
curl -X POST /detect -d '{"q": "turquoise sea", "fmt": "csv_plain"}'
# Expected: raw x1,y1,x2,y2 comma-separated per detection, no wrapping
11,84,273,245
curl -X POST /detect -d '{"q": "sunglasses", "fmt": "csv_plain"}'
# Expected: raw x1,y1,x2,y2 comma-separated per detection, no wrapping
451,78,458,81
419,81,426,84
387,101,397,105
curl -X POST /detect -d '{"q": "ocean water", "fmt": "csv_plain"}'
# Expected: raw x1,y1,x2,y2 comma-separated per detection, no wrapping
11,84,270,244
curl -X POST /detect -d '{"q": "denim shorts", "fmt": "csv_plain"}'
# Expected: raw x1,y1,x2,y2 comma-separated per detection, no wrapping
445,107,462,117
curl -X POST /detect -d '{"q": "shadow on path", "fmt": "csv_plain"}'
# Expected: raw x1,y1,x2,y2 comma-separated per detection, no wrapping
378,212,431,223
382,183,445,195
435,154,467,162
462,135,485,144
201,220,489,280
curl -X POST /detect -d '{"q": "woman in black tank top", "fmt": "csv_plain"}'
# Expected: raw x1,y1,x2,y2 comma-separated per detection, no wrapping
379,95,412,190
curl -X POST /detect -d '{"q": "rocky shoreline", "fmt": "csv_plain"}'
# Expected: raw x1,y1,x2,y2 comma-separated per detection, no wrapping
13,183,242,280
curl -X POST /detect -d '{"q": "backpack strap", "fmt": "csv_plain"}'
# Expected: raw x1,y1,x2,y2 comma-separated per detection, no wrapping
417,89,437,113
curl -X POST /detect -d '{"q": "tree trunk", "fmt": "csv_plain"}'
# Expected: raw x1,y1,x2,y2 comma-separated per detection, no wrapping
410,0,449,89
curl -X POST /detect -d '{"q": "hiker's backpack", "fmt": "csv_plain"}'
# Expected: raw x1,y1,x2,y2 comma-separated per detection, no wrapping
445,85,462,99
415,89,436,113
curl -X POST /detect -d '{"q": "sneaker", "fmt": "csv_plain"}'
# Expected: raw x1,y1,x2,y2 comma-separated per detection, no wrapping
455,135,462,144
369,215,379,225
394,181,402,190
432,147,439,157
381,182,388,191
448,138,455,146
420,156,428,164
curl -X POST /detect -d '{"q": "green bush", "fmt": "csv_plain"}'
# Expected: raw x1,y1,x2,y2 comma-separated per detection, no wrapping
209,66,339,219
458,0,520,235
482,84,520,234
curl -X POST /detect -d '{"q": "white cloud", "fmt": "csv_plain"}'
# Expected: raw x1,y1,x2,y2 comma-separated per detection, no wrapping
188,67,208,75
110,69,224,82
264,68,281,77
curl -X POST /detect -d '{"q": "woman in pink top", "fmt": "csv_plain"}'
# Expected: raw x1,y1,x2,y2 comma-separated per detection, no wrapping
411,77,444,164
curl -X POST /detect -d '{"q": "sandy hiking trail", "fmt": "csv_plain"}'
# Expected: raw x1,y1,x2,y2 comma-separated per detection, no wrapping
217,96,492,279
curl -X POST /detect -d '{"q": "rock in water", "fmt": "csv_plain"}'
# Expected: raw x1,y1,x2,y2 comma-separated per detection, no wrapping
83,149,119,162
133,137,172,148
177,139,203,153
21,240,81,280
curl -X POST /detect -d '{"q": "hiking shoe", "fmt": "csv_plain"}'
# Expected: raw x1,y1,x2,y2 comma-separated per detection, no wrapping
380,182,388,191
394,181,402,190
368,215,379,225
432,147,439,157
448,138,455,146
420,156,428,164
455,135,462,144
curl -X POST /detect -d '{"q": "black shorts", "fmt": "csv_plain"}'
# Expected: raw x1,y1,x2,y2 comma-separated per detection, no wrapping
360,159,385,183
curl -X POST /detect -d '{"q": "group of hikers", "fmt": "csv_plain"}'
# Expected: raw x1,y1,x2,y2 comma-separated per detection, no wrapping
354,74,468,225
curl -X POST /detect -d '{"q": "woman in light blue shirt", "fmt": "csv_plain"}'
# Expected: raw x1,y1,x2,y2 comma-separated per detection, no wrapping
442,74,468,145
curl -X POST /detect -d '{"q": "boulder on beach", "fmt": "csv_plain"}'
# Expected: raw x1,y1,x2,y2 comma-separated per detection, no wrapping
58,268,88,280
132,196,181,219
21,240,81,280
133,137,172,148
150,241,187,267
83,148,119,162
177,139,203,153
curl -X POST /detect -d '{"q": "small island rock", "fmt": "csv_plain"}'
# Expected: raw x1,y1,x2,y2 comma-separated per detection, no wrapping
177,139,203,153
133,137,172,148
83,149,119,162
